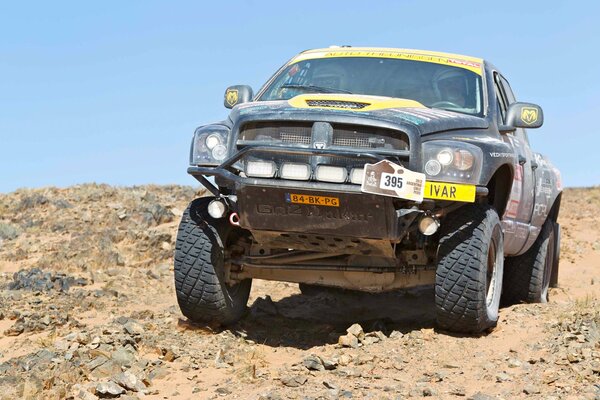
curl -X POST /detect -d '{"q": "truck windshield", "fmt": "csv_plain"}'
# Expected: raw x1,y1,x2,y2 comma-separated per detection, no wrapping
258,57,484,116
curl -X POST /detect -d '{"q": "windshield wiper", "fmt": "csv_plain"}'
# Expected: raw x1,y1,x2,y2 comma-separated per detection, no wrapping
280,84,353,94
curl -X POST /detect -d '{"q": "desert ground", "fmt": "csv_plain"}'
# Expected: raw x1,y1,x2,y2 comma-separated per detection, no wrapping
0,184,598,399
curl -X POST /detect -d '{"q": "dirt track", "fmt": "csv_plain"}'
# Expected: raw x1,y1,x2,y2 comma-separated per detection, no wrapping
0,184,598,399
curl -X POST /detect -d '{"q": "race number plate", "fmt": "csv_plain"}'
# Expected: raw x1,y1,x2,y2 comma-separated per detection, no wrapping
361,160,425,202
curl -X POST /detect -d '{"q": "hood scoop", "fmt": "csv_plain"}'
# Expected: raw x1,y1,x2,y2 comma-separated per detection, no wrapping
288,94,424,112
305,99,370,110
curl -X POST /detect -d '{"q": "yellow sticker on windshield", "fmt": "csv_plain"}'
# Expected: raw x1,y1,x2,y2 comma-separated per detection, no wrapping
291,48,483,75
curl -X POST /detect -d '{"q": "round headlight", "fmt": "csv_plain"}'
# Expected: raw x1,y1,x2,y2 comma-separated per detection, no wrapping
425,160,442,176
205,134,221,150
211,144,228,161
437,149,454,166
453,149,474,170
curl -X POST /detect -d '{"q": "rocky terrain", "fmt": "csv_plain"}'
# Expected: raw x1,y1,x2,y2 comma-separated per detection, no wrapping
0,184,598,399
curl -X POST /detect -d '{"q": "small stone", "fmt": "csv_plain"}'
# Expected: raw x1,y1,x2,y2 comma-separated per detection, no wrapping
113,371,145,392
495,372,511,382
389,330,404,339
507,358,522,368
470,393,495,400
449,386,466,396
95,381,125,397
523,384,540,394
163,348,178,362
321,357,338,370
303,355,325,371
111,347,135,367
123,321,144,336
542,368,558,384
338,334,359,348
346,323,364,340
281,374,307,387
338,354,352,366
215,387,232,395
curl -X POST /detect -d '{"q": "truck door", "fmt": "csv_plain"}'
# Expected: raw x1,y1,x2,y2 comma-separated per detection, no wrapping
494,73,536,255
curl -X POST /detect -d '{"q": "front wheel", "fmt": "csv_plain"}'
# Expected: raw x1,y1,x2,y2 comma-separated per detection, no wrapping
174,198,251,326
435,205,504,333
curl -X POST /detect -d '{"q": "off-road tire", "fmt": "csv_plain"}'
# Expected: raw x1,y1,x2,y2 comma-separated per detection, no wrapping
502,219,555,305
174,198,251,325
549,222,561,288
435,205,504,333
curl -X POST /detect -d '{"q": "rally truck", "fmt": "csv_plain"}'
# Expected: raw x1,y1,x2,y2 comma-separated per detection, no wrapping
174,47,562,333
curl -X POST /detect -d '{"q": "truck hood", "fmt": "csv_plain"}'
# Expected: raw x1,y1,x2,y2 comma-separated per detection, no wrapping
233,94,489,135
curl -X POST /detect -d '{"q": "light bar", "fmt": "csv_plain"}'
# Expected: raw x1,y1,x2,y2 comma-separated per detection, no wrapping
280,163,311,180
245,160,276,178
316,165,347,183
349,168,365,185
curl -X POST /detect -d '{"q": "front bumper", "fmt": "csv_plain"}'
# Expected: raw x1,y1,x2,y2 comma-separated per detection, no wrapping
188,145,487,248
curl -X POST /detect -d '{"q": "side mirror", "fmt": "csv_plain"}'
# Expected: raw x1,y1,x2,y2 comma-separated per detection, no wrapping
224,85,253,109
506,102,544,129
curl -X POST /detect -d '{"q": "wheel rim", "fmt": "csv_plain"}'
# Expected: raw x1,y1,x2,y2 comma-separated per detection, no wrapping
486,235,498,307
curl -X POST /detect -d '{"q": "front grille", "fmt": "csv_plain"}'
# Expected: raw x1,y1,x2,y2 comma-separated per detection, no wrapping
237,121,410,183
239,122,312,145
239,122,408,151
305,99,369,110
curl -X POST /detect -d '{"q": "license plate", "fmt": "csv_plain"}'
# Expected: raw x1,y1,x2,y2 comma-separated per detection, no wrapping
361,160,425,201
285,193,340,207
424,181,476,202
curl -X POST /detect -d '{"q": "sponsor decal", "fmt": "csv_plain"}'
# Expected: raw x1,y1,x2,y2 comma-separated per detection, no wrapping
520,107,539,125
489,152,513,158
360,160,425,202
225,89,239,107
504,164,523,219
292,50,483,75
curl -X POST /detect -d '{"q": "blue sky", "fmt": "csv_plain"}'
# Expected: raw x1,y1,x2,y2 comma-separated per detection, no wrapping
1,1,598,193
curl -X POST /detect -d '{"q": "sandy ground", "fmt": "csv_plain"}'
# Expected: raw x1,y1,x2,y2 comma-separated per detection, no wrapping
0,184,598,399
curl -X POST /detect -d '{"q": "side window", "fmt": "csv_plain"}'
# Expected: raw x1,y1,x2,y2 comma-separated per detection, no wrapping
493,73,508,124
498,74,531,145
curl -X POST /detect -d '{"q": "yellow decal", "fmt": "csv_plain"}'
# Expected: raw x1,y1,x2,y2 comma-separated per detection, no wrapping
286,193,340,207
520,107,538,125
287,94,425,112
225,89,239,107
291,47,483,75
424,182,476,202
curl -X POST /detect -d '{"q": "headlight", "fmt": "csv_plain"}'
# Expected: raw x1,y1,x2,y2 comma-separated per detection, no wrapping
190,125,230,166
422,141,482,183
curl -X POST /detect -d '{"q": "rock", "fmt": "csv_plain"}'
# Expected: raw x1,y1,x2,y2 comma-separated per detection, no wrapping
449,386,466,396
495,372,511,382
95,381,125,397
469,393,495,400
338,334,359,348
321,357,338,370
303,355,325,371
215,387,232,395
281,374,308,387
523,384,541,394
542,368,559,384
507,358,522,368
8,268,87,292
123,321,144,336
346,323,364,340
111,347,135,367
389,330,404,339
113,371,145,392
